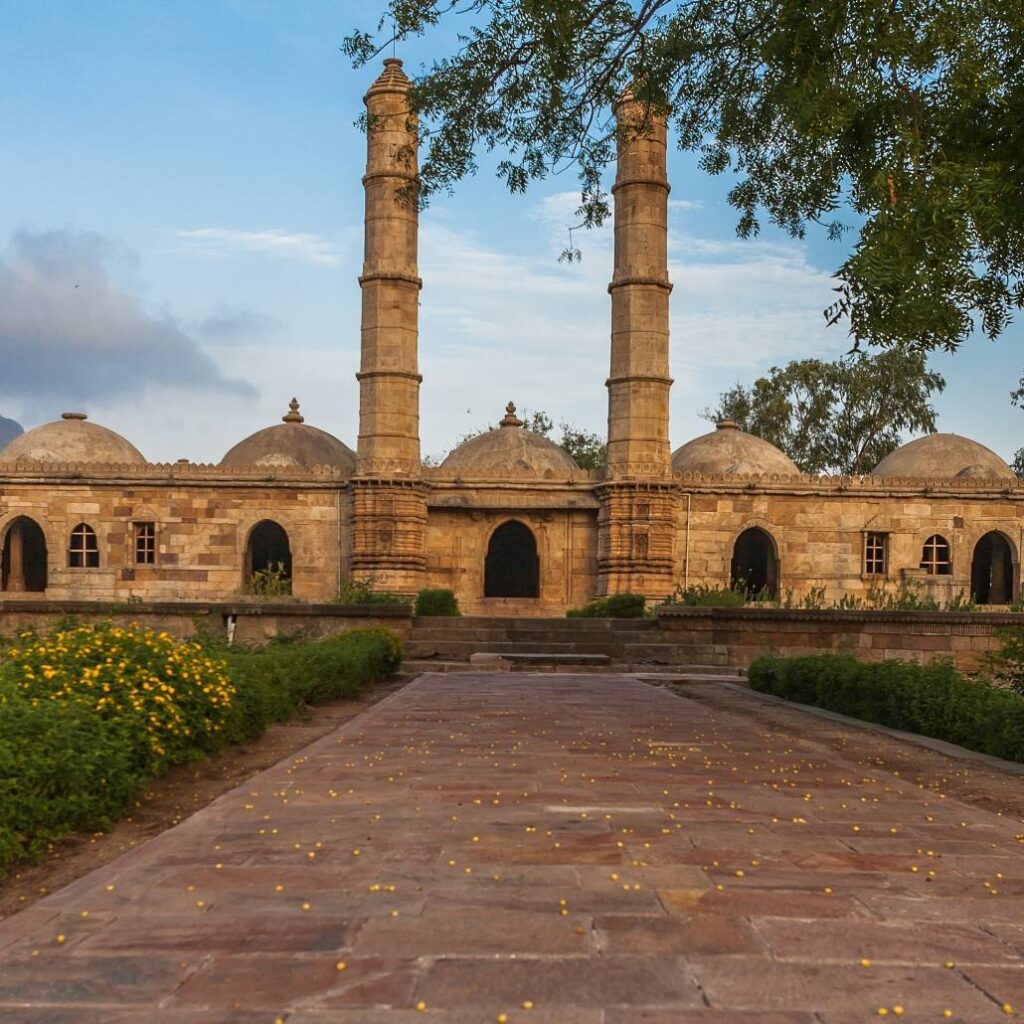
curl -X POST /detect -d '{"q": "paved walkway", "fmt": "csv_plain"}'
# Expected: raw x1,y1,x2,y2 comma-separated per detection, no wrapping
1,673,1023,1023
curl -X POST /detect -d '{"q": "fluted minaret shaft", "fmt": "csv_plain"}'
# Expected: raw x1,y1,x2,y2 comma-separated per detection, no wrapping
605,90,673,476
356,58,422,477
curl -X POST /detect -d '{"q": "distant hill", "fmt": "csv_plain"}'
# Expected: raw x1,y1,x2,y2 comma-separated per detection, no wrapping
0,415,24,450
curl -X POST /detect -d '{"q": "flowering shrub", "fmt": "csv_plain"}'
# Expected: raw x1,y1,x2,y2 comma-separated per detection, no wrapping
2,623,235,768
0,622,402,872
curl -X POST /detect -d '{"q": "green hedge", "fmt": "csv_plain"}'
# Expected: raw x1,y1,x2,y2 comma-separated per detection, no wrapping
414,588,461,616
0,624,402,871
567,593,646,618
748,653,1024,764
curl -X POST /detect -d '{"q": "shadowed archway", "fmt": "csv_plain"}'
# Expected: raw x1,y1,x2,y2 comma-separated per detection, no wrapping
484,520,539,598
246,520,292,594
971,532,1014,605
731,527,778,599
1,517,47,592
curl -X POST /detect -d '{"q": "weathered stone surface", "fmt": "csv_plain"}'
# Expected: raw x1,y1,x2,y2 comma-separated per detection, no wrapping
1,672,1022,1021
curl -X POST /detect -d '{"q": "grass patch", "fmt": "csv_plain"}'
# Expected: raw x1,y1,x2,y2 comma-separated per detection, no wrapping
748,653,1024,764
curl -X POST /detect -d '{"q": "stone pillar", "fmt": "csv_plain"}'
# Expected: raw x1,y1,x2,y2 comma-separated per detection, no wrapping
597,87,676,600
6,521,25,592
351,58,427,593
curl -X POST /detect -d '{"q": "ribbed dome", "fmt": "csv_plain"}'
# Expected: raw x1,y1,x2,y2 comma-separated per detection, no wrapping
441,403,579,478
220,400,356,474
0,412,146,465
365,57,411,97
672,419,799,477
871,434,1013,480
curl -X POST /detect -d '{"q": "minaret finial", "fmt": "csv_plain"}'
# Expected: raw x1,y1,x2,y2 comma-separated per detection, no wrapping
500,401,523,428
282,398,304,424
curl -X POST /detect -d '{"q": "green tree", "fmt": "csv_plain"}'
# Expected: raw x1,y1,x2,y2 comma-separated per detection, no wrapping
1008,376,1024,478
704,349,945,475
345,2,1024,353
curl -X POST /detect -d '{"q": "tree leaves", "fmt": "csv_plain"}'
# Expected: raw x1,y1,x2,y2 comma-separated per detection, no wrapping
344,0,1024,352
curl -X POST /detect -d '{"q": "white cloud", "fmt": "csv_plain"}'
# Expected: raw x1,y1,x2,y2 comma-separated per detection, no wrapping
414,192,846,453
174,227,341,266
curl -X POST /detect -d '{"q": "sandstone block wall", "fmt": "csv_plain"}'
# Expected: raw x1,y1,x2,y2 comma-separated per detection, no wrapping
658,606,1023,673
0,480,345,603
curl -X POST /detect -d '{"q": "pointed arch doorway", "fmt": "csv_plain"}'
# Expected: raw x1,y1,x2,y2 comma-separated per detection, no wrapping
484,520,539,598
1,517,48,592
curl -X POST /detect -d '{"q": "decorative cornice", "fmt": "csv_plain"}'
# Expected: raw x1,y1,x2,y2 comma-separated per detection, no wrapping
358,271,423,289
611,177,670,195
608,276,673,293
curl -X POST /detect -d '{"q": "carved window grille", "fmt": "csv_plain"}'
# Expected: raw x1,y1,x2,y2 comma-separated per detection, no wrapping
634,533,649,559
134,522,156,565
68,523,99,568
920,534,952,575
863,532,887,576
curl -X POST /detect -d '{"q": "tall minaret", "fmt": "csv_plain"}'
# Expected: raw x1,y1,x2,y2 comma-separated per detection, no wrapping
597,87,676,599
350,58,427,591
605,86,673,474
356,57,422,476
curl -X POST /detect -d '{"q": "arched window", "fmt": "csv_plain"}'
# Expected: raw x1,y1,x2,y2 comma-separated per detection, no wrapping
246,520,292,594
971,532,1015,605
484,520,539,598
731,527,778,599
2,517,47,592
68,523,99,568
920,535,952,575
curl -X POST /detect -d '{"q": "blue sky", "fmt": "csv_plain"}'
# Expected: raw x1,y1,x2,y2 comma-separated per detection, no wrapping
0,0,1017,464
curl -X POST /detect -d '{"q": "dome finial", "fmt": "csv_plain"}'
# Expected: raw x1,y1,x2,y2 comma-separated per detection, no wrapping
61,411,88,421
716,417,739,431
282,398,304,424
500,401,523,428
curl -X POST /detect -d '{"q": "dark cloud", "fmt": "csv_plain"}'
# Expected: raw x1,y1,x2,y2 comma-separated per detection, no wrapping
195,309,280,342
0,229,256,403
0,415,23,448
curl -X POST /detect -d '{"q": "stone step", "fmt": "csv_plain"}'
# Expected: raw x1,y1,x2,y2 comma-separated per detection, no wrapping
620,643,732,664
402,659,746,678
411,616,658,633
470,652,612,669
406,639,622,659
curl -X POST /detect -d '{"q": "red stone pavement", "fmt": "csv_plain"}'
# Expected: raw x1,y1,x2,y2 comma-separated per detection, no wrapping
1,672,1023,1023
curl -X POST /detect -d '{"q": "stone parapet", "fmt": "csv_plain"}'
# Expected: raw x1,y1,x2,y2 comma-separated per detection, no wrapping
0,600,413,645
657,605,1024,672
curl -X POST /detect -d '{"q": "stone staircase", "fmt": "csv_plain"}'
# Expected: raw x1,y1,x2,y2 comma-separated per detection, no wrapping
404,616,745,680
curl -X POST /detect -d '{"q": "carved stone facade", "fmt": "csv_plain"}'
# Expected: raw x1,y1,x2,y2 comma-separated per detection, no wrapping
2,60,1022,613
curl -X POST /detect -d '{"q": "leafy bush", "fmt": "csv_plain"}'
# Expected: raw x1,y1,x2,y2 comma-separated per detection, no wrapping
660,583,747,608
2,623,235,768
748,653,1024,763
333,577,408,606
0,623,402,872
983,628,1024,695
250,562,292,597
568,593,646,618
414,588,461,616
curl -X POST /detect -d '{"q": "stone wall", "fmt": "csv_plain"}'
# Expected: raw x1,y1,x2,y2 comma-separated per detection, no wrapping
675,479,1024,605
658,605,1024,672
423,505,599,616
0,476,346,603
0,600,412,646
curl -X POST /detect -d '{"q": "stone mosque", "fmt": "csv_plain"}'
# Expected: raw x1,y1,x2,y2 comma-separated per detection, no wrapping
1,59,1021,615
